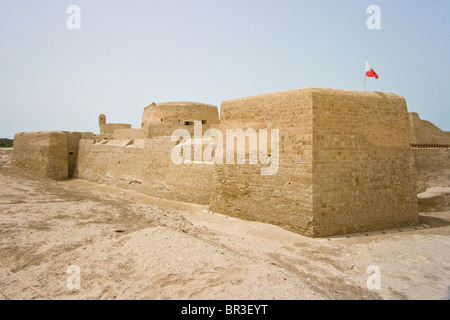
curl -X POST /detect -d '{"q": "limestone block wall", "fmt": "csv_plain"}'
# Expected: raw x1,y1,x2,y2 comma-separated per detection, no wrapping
75,136,215,204
11,131,90,180
12,131,69,180
209,87,419,237
408,112,450,192
412,148,449,192
209,88,315,236
311,89,419,236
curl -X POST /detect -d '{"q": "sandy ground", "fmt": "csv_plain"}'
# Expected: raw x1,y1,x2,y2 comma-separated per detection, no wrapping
0,164,449,300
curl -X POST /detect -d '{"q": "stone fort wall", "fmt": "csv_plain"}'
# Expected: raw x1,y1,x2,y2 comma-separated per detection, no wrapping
311,89,418,236
75,136,215,205
73,102,221,205
12,131,92,180
210,88,419,237
209,88,315,236
409,112,450,192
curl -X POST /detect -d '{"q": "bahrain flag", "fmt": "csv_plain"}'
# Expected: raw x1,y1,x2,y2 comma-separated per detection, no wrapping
365,60,379,79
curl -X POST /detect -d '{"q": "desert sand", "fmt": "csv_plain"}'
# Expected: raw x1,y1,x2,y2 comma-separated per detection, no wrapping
0,163,449,300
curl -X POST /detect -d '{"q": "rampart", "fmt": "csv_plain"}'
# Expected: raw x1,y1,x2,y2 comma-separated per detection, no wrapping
75,137,215,204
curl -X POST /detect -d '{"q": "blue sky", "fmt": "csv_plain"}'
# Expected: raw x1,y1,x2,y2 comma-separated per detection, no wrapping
0,0,449,138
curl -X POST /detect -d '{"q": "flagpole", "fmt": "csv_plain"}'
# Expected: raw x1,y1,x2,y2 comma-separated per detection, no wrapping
364,58,367,91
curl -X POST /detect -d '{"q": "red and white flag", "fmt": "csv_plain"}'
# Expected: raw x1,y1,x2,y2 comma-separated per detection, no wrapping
365,60,379,79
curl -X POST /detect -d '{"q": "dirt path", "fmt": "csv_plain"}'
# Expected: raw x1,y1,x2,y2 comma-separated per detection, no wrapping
0,166,449,300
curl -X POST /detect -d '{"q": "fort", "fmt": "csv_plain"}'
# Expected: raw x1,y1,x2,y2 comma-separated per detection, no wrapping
9,87,450,237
